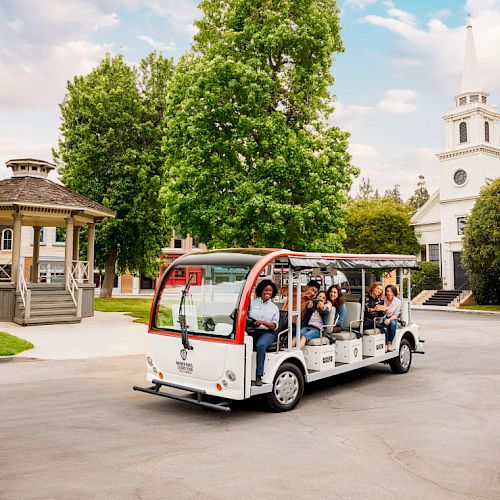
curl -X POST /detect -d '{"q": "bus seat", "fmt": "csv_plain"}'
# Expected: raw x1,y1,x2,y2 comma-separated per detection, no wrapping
307,337,331,346
332,331,357,341
345,293,361,302
266,310,289,352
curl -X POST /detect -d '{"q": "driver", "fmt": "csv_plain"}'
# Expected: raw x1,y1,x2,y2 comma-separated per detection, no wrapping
248,279,279,386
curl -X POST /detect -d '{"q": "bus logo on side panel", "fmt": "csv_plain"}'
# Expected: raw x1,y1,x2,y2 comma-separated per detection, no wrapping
180,349,188,360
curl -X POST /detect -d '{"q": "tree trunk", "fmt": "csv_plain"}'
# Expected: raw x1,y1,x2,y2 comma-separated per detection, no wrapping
100,246,117,298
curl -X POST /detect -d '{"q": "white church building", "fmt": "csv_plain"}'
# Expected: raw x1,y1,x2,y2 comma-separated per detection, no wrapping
411,25,500,291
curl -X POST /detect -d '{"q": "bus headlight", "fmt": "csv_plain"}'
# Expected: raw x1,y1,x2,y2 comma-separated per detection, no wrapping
226,370,236,382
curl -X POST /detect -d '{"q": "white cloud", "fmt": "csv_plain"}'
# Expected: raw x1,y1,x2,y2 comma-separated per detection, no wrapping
332,102,373,131
349,145,440,198
343,0,377,9
431,8,451,19
387,8,416,25
361,2,500,94
137,34,177,52
378,89,418,113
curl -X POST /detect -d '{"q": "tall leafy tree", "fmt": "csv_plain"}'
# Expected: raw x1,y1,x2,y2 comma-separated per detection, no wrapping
384,184,402,204
163,0,357,251
462,179,500,304
343,197,420,255
407,175,430,212
358,177,375,199
55,53,174,297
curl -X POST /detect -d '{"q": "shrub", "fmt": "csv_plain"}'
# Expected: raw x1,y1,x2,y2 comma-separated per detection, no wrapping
411,261,443,297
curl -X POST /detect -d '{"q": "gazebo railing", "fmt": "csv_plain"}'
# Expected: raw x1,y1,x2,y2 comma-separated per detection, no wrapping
0,261,11,282
71,260,90,283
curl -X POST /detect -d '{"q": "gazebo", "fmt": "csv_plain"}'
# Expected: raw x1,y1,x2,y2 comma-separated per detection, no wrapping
0,159,115,325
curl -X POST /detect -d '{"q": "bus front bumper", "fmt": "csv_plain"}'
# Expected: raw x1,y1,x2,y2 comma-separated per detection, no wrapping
133,379,232,412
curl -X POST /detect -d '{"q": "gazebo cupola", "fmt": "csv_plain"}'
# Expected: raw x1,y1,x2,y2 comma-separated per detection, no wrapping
0,158,115,325
7,158,56,179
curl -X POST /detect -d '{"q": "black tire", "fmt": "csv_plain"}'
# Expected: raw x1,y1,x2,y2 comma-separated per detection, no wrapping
266,362,304,412
389,338,412,374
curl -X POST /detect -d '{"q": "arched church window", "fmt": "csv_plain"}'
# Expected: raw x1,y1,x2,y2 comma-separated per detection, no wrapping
459,122,467,143
1,229,13,250
485,121,490,142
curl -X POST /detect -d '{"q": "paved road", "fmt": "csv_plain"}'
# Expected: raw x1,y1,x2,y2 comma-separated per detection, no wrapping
1,311,499,500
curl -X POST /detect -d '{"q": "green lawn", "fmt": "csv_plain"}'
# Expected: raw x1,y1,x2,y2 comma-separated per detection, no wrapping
0,331,34,356
459,305,500,312
94,298,154,325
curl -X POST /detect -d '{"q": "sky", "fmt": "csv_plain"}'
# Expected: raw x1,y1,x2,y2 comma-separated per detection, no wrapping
1,0,500,198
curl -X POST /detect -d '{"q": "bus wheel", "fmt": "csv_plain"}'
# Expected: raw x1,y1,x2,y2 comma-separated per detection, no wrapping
267,362,304,412
389,338,412,374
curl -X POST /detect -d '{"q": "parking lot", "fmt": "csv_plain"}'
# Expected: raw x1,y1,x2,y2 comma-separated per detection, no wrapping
1,310,499,499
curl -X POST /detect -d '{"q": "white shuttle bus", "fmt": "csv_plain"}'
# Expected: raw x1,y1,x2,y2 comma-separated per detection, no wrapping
133,249,425,412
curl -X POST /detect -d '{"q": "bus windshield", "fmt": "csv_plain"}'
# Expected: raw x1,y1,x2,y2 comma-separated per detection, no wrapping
154,264,252,337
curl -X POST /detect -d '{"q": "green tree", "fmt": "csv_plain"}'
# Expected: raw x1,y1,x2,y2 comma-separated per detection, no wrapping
462,179,500,304
55,53,174,297
407,175,430,212
384,184,402,204
163,0,357,251
358,177,375,199
343,197,420,254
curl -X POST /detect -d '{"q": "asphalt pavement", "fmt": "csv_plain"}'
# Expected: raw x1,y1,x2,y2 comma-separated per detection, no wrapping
1,310,499,499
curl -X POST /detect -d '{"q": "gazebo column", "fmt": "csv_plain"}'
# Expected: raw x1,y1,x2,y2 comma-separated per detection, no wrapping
64,217,75,287
32,226,41,283
72,226,80,261
87,222,95,282
11,214,23,285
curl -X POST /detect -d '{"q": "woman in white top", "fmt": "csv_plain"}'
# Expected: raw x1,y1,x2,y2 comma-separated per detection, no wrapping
383,285,401,351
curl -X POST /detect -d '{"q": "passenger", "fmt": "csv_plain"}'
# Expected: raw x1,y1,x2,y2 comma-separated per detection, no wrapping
282,280,320,328
248,279,280,386
326,284,346,330
362,281,386,333
382,285,401,351
292,290,330,349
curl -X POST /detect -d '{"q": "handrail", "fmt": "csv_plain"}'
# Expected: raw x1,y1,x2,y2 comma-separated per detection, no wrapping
18,267,28,307
67,265,83,318
0,261,12,282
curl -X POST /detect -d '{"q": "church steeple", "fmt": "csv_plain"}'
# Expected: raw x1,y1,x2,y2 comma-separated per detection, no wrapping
454,23,488,107
460,23,481,93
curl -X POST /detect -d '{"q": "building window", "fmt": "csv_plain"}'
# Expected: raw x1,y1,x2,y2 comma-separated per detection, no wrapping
459,96,467,106
482,95,487,103
173,231,182,249
1,229,13,250
485,121,490,142
192,236,199,248
428,244,440,265
420,245,427,262
457,217,467,235
453,169,467,186
469,95,479,103
459,121,467,143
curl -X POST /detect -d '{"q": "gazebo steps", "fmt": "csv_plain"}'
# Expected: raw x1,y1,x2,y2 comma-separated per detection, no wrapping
13,315,82,326
14,287,81,325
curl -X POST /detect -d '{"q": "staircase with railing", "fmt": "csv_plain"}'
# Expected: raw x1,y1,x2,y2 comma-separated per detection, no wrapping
13,265,84,326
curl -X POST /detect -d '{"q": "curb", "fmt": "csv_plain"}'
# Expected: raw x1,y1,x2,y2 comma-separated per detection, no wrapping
411,305,500,316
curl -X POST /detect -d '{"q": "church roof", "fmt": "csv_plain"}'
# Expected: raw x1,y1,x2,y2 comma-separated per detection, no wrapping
410,190,440,226
0,176,115,218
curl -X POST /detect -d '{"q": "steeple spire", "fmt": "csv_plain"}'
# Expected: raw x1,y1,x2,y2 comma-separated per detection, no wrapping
460,22,481,93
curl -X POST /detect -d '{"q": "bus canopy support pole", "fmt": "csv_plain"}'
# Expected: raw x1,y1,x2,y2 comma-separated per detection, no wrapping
399,268,404,299
407,270,412,325
295,271,301,350
361,268,366,335
288,265,293,349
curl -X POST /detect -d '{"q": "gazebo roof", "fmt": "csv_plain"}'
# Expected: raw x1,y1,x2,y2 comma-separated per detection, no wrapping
0,176,115,218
